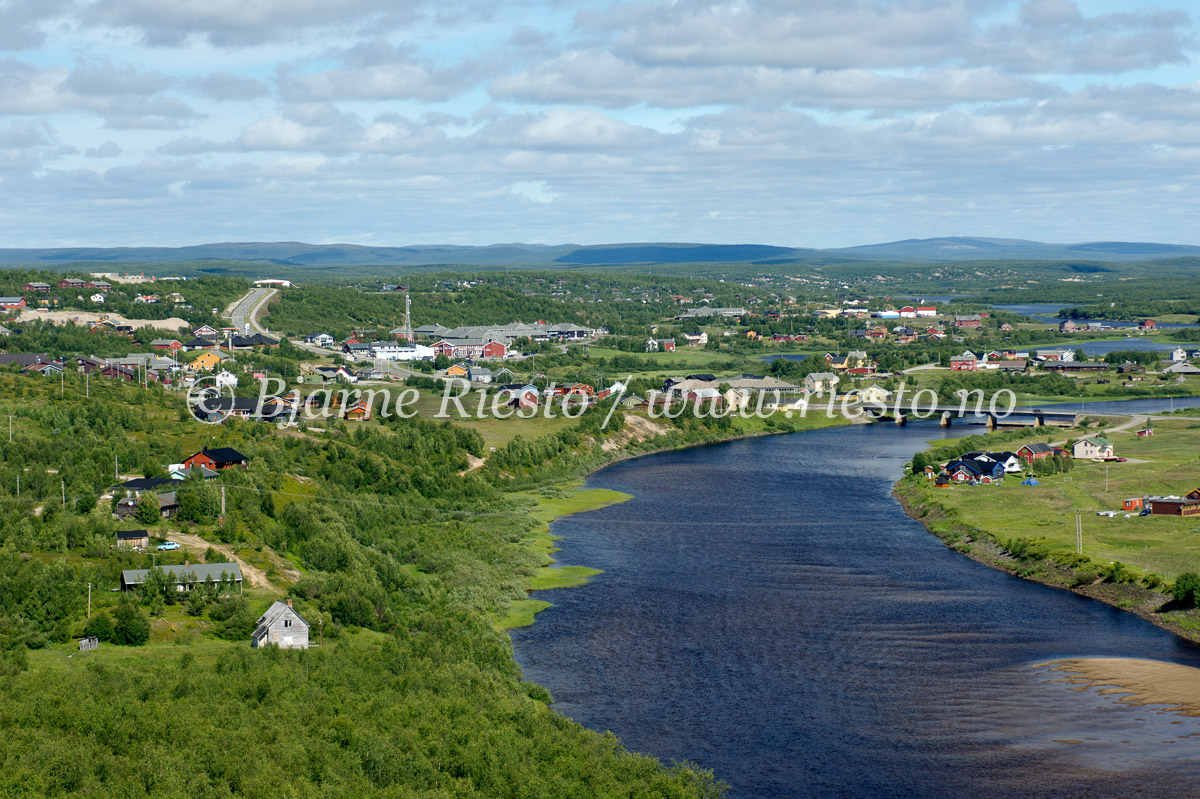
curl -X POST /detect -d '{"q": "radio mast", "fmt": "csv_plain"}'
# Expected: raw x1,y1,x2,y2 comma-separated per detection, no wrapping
402,293,414,342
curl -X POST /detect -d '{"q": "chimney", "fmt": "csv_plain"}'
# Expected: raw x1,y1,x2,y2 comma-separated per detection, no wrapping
286,599,293,608
184,559,189,568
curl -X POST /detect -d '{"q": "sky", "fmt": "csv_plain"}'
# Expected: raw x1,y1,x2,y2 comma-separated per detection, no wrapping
1,0,1198,249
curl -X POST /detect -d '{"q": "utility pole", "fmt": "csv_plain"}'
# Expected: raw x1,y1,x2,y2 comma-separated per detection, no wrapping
115,454,119,481
87,583,92,619
220,485,226,516
1076,510,1083,555
7,414,12,442
61,479,66,508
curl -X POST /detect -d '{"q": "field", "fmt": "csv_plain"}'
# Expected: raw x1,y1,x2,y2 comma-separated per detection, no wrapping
903,419,1200,579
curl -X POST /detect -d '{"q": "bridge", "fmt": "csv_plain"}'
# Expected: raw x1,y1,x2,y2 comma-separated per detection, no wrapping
863,404,1079,429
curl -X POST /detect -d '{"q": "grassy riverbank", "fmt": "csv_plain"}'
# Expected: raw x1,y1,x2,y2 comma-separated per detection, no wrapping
896,417,1200,640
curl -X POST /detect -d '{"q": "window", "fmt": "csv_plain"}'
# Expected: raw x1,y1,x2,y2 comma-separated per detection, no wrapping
283,619,291,628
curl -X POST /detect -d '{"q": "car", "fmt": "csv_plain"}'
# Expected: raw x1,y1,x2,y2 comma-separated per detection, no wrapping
1114,457,1128,462
157,542,180,551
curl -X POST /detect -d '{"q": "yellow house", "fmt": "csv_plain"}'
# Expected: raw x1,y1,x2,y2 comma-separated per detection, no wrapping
445,363,469,378
188,351,225,372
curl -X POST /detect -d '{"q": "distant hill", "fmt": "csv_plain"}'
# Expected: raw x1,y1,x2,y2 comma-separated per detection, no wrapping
0,237,1197,268
829,237,1200,262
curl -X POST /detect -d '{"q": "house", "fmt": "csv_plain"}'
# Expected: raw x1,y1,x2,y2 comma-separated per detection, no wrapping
355,366,383,381
183,337,217,350
482,340,509,359
804,372,839,394
184,447,249,470
505,385,540,409
954,314,982,329
1017,442,1057,462
115,477,176,496
962,450,1022,474
1043,361,1107,373
1117,362,1145,375
1122,497,1144,512
1147,496,1200,516
305,333,334,347
343,399,373,421
57,277,88,289
1163,362,1200,375
251,599,309,649
116,530,150,550
120,562,243,592
117,492,179,520
99,364,139,382
468,366,492,383
950,355,978,371
1138,319,1156,331
899,306,917,318
683,332,709,346
24,361,63,376
0,296,27,310
21,282,50,292
916,306,937,317
1136,428,1154,437
660,338,676,352
193,324,220,338
150,338,183,351
852,385,893,405
944,458,1003,484
188,351,227,373
89,293,106,304
1072,436,1114,460
445,362,469,378
169,464,219,481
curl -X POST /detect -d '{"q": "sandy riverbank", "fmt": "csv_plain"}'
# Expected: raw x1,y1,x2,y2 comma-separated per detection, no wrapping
1039,657,1200,717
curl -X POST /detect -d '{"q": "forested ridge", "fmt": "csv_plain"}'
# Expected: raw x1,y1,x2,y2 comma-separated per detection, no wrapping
0,370,750,797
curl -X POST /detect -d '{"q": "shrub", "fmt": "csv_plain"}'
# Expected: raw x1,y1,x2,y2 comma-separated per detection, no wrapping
1172,572,1200,608
112,598,150,646
83,612,115,643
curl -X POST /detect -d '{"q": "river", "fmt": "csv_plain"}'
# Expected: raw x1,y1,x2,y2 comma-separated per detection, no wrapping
511,412,1200,798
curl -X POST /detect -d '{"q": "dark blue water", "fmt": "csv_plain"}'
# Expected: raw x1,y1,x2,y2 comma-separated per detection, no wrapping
512,421,1200,798
1072,339,1187,357
994,303,1199,329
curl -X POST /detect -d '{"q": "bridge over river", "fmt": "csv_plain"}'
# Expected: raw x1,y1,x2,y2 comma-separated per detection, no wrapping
864,404,1079,429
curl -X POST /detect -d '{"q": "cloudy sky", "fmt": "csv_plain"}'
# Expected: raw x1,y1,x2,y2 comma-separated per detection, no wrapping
1,0,1198,248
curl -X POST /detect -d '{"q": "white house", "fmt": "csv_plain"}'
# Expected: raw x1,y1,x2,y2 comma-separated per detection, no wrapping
1170,347,1188,363
214,370,238,389
89,293,105,304
1072,436,1114,460
370,342,434,361
306,333,334,348
853,385,893,405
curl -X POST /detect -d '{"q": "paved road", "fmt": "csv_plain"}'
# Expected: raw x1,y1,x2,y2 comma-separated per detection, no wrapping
225,287,276,334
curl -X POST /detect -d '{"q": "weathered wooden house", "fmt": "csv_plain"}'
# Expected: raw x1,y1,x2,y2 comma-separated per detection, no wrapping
251,600,310,649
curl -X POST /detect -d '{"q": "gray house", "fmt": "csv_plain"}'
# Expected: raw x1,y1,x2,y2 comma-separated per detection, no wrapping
251,599,310,650
120,562,242,592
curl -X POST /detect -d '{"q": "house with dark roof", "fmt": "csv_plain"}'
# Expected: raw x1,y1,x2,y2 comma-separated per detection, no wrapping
116,530,149,550
120,562,243,592
184,447,249,470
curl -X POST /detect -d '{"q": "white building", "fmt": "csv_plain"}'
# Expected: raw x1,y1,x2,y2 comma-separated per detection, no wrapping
214,370,238,389
370,342,435,361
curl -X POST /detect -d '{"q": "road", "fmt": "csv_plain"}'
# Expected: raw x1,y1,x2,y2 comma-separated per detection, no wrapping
225,287,276,334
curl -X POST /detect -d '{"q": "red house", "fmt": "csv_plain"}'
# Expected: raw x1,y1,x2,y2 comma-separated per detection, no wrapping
1138,319,1156,330
1016,443,1056,462
184,447,249,470
0,296,26,309
661,338,676,352
482,340,508,359
950,356,977,371
1122,497,1144,511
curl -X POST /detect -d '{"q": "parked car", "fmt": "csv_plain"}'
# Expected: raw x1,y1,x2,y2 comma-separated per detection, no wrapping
157,541,180,551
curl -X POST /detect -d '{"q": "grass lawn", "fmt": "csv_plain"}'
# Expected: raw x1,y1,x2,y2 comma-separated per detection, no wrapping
906,419,1200,579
